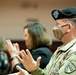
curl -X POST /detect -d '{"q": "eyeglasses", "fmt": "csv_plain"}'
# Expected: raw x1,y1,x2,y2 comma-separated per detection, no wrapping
56,23,69,28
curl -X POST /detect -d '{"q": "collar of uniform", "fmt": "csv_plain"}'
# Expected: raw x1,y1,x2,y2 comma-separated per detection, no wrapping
58,39,76,52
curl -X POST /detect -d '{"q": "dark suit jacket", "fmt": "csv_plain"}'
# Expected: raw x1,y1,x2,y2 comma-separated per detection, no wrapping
31,47,52,69
12,47,52,73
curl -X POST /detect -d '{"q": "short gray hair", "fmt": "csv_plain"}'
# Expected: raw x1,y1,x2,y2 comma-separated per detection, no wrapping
68,18,76,26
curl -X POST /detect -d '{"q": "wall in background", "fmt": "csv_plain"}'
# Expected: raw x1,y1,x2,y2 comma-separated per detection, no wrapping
0,0,76,40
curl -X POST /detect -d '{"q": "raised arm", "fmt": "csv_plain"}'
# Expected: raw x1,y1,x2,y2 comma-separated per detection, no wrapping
18,49,41,73
6,39,20,70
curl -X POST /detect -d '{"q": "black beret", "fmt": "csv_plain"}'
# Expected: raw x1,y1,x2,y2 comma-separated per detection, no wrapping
51,7,76,20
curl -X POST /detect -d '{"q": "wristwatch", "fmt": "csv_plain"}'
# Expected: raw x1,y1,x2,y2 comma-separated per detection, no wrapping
10,55,18,61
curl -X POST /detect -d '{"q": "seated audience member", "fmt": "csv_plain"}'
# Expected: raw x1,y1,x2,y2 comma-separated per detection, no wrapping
6,23,52,73
12,7,76,75
0,37,10,75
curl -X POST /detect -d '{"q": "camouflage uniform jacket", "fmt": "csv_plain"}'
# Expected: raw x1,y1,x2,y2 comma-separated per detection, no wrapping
32,39,76,75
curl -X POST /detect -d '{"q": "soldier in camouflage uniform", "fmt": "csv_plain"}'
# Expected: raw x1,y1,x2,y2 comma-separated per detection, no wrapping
8,7,76,75
31,39,76,75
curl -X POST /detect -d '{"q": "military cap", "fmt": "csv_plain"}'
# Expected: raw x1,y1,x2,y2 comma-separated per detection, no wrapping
51,7,76,20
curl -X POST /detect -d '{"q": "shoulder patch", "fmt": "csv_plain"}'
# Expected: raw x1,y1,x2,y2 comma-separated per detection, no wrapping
64,62,76,74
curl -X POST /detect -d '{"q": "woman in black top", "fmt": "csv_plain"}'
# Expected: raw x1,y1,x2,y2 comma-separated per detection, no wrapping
6,23,52,73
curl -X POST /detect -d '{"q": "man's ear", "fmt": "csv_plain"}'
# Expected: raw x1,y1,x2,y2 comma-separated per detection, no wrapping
69,22,74,28
67,23,73,32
